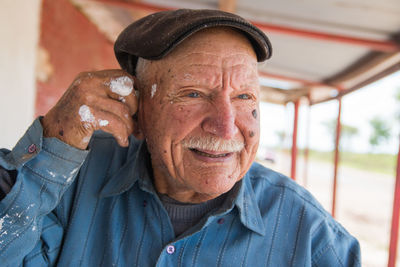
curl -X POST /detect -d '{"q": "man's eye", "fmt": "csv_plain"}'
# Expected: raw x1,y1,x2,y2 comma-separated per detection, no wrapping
238,94,251,100
187,92,200,98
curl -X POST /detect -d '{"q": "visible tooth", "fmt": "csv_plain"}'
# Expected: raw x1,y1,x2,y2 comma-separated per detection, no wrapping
193,149,227,158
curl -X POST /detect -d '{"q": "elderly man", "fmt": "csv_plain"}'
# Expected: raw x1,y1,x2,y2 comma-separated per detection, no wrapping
0,9,360,266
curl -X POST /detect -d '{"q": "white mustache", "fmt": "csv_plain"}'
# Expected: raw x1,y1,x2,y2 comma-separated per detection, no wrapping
182,136,244,152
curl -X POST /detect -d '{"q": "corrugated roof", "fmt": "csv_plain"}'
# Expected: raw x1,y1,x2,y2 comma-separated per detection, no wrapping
71,0,400,104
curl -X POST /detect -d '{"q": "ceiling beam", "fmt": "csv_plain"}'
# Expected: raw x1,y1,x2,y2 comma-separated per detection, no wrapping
324,51,397,86
219,0,236,13
93,0,400,52
310,61,400,105
258,70,338,89
92,0,171,12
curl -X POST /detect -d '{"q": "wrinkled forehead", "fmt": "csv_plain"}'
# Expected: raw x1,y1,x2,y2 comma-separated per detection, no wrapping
135,27,260,91
151,28,259,78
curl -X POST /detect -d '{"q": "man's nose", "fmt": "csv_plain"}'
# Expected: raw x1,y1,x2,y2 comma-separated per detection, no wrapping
201,97,238,139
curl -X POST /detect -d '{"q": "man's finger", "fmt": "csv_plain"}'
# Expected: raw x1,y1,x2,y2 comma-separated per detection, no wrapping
88,96,134,132
84,107,132,147
103,75,138,116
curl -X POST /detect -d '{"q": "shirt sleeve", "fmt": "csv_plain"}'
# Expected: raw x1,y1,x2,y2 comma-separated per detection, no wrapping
0,118,89,266
0,167,16,200
311,218,361,267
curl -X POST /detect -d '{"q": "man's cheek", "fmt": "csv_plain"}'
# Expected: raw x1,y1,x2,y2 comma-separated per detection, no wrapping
238,108,260,141
171,104,204,126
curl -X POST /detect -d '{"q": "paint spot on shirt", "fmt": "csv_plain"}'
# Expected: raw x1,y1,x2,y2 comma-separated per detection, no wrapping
110,76,133,96
151,84,157,98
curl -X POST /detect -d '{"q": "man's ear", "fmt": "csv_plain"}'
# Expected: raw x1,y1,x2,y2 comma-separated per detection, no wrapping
132,102,145,140
132,75,145,140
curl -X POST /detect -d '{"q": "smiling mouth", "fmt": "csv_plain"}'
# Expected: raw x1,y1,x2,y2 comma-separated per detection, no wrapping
189,148,231,158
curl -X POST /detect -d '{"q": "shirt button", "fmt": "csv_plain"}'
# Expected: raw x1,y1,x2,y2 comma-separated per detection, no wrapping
166,245,175,254
218,218,225,224
28,144,37,154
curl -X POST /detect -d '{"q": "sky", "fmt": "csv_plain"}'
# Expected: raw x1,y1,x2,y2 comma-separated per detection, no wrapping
259,70,400,154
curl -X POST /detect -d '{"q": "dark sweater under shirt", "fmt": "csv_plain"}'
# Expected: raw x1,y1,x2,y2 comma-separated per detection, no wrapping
158,193,227,237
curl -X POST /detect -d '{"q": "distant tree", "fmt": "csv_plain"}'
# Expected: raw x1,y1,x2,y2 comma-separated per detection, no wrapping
322,119,358,151
396,87,400,122
275,130,286,148
369,116,391,150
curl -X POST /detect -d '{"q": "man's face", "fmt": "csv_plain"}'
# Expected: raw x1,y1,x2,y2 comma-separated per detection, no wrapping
137,28,260,203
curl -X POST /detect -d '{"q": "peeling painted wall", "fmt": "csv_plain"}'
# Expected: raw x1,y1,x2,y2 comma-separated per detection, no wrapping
0,0,41,149
36,0,119,117
0,0,120,149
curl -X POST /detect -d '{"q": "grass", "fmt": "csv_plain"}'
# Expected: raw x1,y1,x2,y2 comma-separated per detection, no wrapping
304,150,398,176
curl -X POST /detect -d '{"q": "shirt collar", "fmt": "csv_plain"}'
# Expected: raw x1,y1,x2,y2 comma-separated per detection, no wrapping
99,140,266,235
99,140,153,198
233,173,267,236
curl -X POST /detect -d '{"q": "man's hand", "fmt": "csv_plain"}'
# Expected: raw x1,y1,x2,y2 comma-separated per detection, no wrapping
42,70,139,149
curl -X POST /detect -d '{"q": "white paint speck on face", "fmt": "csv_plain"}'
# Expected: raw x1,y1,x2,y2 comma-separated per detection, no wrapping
110,76,133,96
118,96,126,103
98,119,109,127
151,84,157,98
79,105,95,123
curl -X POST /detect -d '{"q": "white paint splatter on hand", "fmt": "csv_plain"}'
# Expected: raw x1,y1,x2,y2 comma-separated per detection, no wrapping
151,84,157,98
98,119,109,127
118,96,126,103
110,76,133,96
79,105,95,123
82,136,91,144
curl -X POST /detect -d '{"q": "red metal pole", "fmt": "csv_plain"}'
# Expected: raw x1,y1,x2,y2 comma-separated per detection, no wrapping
291,100,300,180
332,98,342,218
388,135,400,267
303,98,311,187
251,22,400,52
258,70,334,88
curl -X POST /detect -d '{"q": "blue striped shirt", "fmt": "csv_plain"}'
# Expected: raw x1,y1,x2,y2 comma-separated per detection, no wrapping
0,118,361,266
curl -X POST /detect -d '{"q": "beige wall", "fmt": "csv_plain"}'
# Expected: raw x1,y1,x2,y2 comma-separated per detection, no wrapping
0,0,41,149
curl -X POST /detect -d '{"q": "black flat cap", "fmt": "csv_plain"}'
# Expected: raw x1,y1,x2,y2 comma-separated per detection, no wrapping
114,9,272,75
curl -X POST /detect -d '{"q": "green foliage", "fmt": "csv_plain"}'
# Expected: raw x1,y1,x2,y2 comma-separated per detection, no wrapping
396,87,400,101
307,150,396,176
322,119,358,150
275,130,286,146
369,116,391,149
395,87,400,122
